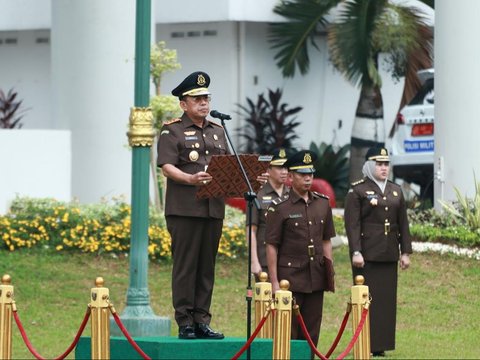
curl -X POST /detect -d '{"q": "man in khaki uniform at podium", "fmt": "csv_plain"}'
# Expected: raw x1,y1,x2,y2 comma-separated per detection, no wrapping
157,71,227,340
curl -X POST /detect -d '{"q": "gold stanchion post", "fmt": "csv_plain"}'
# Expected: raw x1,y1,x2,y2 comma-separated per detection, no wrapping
272,280,292,360
90,277,110,360
351,275,371,360
254,272,273,338
0,275,13,360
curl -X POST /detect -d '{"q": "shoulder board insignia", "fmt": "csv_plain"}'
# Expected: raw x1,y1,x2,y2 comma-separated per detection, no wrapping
164,118,182,125
351,179,365,186
209,121,223,128
313,191,329,200
271,194,289,206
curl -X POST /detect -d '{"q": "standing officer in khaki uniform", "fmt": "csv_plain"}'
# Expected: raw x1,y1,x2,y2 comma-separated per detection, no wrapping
344,147,412,356
157,71,226,340
265,150,336,350
248,148,289,278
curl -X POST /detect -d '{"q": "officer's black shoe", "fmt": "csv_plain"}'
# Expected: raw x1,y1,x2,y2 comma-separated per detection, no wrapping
178,325,196,339
194,323,224,339
372,351,386,357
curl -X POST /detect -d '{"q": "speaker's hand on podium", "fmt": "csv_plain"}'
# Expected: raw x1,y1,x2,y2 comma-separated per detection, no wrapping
256,172,269,185
191,171,213,186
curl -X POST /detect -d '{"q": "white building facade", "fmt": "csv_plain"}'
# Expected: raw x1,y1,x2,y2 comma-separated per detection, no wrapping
4,0,473,212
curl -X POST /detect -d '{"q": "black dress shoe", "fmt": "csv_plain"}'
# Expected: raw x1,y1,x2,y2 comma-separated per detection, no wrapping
194,323,224,339
178,325,196,339
372,351,386,357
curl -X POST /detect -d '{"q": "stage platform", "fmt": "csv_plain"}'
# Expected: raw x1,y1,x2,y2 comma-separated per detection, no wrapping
75,336,311,359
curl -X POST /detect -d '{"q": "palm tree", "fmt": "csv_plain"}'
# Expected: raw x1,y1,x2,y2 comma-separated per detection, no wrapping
269,0,433,182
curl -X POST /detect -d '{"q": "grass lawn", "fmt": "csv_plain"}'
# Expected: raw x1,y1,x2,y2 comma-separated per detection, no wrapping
1,245,479,359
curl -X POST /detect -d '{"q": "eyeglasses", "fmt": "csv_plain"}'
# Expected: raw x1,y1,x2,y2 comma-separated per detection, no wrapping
185,95,211,104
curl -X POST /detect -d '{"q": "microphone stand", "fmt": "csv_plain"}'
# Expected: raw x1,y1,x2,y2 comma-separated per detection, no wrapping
220,117,260,360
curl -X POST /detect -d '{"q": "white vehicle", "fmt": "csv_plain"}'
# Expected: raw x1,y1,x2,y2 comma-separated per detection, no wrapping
390,69,434,202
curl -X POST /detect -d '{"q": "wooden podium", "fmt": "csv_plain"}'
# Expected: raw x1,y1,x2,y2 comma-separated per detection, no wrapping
196,154,271,199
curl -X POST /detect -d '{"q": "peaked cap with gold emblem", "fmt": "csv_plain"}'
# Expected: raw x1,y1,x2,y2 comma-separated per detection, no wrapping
270,148,289,167
284,150,317,174
365,147,390,162
171,71,211,98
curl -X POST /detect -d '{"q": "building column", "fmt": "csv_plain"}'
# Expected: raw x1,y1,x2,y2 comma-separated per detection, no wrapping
51,0,134,203
51,0,170,336
434,0,480,207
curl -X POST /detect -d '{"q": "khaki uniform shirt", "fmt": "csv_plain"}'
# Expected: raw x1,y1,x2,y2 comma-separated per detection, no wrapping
265,190,336,293
344,178,412,262
249,182,289,268
157,113,229,218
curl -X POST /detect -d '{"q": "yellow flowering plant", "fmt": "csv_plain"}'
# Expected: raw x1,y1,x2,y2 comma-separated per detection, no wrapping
0,196,248,260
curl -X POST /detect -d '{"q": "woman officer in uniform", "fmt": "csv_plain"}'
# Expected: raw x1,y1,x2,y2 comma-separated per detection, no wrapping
344,147,412,357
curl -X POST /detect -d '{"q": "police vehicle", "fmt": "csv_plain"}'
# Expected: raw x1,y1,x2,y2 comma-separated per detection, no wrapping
390,68,434,202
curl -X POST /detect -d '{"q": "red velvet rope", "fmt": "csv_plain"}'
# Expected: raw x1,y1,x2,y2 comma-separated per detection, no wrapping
296,312,328,360
297,307,369,360
335,308,369,360
111,311,151,360
53,307,91,360
325,310,350,358
13,312,45,360
13,307,91,360
231,309,275,360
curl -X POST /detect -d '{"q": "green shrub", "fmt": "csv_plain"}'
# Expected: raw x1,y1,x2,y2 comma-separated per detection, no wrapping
438,175,480,231
236,88,302,154
309,142,350,204
407,208,480,247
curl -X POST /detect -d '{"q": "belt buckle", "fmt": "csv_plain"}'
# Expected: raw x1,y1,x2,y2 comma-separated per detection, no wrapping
308,245,315,256
384,222,390,235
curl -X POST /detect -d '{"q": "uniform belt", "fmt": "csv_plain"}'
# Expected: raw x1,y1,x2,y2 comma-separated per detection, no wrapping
278,247,322,258
363,222,399,235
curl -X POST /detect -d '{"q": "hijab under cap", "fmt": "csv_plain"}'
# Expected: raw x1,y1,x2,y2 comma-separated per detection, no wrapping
362,160,387,193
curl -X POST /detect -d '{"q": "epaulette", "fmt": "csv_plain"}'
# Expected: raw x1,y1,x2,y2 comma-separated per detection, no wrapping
209,120,223,128
164,118,182,125
351,179,365,187
313,191,329,200
271,193,289,206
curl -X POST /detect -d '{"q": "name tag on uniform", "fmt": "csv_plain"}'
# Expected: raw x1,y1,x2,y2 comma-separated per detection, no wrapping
289,213,302,219
185,136,198,140
262,196,272,204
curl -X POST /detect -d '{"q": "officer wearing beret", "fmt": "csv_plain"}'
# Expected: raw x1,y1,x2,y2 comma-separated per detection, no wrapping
344,147,412,356
248,148,289,278
157,71,227,340
265,150,336,351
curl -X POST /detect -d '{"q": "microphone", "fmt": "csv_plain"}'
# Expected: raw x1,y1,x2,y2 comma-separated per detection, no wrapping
210,110,232,120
